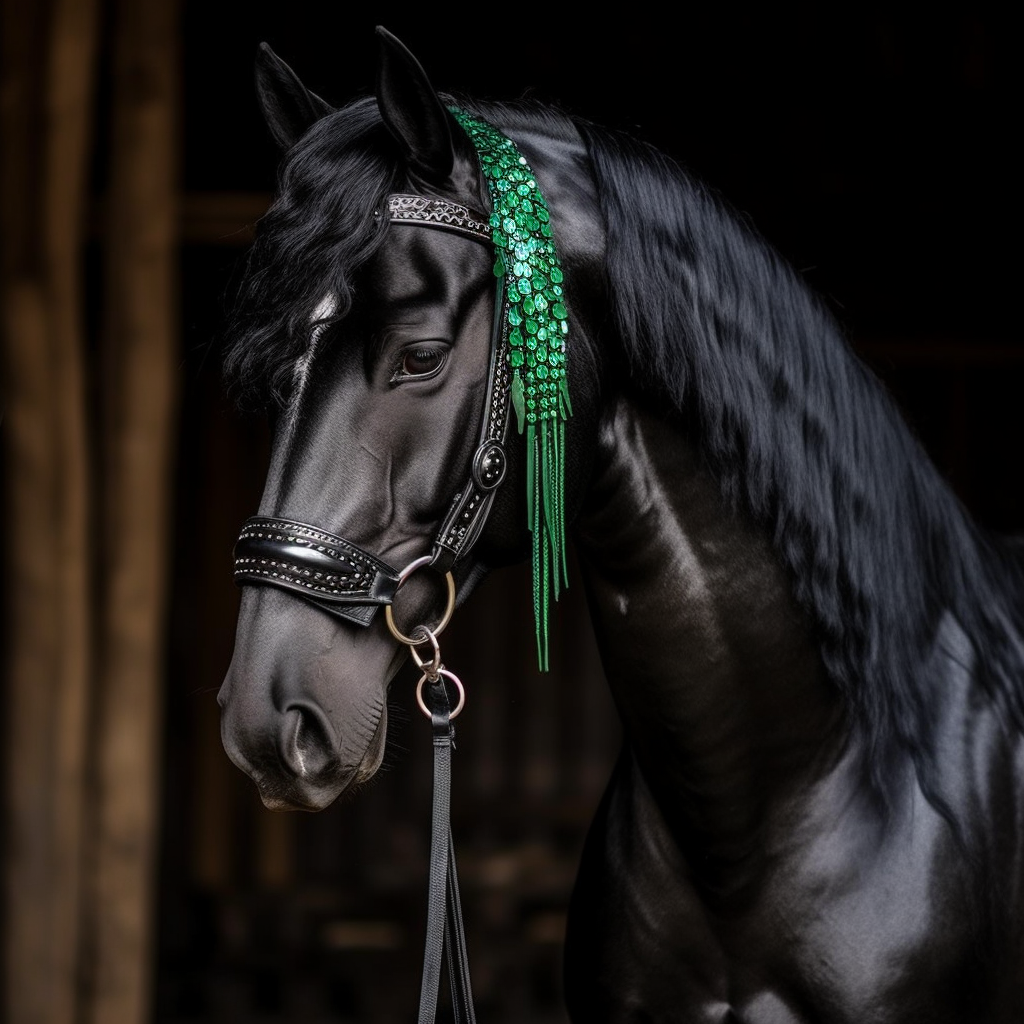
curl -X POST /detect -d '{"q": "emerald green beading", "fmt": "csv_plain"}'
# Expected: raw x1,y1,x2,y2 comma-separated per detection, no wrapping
450,109,572,671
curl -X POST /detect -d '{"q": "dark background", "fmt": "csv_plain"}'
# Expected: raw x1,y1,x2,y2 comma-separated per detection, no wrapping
182,7,1015,339
159,7,1019,1023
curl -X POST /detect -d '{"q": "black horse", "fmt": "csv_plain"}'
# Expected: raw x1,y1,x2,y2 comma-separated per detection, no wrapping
217,27,1024,1022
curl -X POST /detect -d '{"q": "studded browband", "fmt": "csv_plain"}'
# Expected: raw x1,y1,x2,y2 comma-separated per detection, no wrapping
386,193,491,244
232,191,511,626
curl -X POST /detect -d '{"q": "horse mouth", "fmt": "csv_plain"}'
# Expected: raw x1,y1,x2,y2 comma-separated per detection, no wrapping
224,703,389,812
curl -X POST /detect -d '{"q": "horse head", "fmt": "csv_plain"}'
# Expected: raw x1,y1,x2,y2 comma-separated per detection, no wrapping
218,29,600,810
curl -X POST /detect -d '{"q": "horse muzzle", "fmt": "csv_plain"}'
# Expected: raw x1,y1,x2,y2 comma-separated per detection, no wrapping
219,698,388,811
217,586,400,810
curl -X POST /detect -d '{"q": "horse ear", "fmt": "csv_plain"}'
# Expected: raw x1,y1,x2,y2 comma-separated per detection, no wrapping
374,26,456,184
254,42,335,150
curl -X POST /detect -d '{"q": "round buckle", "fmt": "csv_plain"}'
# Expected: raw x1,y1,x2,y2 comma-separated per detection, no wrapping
415,667,465,720
384,556,456,645
471,441,507,491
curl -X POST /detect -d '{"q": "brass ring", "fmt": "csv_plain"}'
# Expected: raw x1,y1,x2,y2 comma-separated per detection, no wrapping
415,668,465,720
385,556,456,645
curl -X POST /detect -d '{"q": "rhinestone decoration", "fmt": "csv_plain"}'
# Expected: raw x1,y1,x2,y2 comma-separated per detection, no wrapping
386,193,492,243
233,518,396,600
451,109,572,671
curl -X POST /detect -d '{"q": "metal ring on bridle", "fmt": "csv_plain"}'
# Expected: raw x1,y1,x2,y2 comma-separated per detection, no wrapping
385,555,456,646
415,667,466,720
409,626,441,680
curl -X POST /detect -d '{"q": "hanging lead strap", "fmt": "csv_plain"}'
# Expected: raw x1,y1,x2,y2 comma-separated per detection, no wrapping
414,662,475,1024
417,672,452,1021
444,827,475,1024
384,561,475,1024
416,669,475,1024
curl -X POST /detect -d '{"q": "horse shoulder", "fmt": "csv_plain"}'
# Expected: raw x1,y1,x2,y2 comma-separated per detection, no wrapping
563,631,1024,1023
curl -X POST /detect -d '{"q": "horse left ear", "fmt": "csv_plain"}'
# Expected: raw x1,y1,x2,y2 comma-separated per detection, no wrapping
255,42,335,150
375,26,459,185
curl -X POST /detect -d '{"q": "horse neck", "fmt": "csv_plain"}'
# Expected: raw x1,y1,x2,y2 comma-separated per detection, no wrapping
573,392,847,859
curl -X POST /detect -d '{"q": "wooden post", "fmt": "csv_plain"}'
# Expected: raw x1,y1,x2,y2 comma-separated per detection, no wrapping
81,0,180,1019
0,0,98,1020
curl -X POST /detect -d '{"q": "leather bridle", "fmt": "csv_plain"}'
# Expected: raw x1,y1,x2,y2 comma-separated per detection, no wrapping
232,191,506,1024
231,192,510,629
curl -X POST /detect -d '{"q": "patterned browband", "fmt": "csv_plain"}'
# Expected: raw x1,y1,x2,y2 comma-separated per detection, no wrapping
385,194,492,244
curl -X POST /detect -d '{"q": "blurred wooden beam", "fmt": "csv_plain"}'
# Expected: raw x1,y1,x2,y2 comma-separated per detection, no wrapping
82,0,180,1020
0,0,98,1020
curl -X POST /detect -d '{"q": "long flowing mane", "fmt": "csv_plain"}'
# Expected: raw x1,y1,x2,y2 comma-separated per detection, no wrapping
223,89,1024,786
573,116,1024,779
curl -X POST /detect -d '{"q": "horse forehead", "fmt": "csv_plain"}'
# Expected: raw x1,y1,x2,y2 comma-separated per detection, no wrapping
363,227,493,310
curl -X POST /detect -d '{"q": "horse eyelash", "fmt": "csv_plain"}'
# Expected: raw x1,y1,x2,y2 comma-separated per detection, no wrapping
390,346,448,385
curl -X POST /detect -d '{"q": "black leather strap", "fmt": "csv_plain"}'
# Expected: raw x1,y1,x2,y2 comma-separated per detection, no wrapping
444,830,476,1023
386,194,492,244
233,517,400,626
417,678,476,1024
430,277,511,573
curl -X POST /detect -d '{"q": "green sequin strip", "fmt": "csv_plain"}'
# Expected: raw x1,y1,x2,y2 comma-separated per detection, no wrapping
450,109,572,671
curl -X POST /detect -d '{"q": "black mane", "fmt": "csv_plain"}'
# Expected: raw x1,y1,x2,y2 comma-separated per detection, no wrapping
574,116,1024,772
222,97,400,409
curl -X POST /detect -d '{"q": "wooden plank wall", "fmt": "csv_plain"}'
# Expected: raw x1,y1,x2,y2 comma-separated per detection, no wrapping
0,2,95,1019
1,0,179,1021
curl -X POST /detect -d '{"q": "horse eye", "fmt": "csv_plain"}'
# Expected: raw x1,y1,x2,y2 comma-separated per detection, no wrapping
393,346,447,383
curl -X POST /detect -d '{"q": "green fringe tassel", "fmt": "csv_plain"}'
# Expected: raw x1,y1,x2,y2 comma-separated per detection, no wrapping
452,109,572,671
521,409,569,671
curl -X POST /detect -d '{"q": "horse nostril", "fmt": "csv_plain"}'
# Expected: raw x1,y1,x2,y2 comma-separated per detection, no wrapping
280,700,340,780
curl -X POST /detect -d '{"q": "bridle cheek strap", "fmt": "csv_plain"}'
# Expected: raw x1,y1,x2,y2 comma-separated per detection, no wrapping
429,275,512,572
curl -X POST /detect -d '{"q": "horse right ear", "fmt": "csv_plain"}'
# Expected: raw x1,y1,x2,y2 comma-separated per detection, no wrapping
374,26,457,184
254,42,335,150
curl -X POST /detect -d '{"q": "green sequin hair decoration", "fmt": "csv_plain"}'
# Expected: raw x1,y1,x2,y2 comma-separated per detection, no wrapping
450,109,572,671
